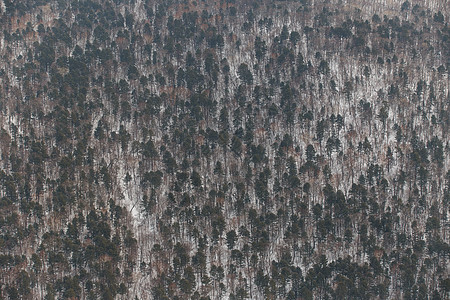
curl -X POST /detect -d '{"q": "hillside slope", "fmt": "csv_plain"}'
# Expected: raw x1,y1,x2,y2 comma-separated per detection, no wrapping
0,0,448,299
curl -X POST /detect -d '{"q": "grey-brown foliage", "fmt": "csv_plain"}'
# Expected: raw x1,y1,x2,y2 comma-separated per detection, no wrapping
0,0,448,299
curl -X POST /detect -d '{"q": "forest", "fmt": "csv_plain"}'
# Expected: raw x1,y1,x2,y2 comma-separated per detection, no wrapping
0,0,448,299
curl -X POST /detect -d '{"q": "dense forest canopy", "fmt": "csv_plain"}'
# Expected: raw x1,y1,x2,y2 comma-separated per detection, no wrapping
0,0,448,299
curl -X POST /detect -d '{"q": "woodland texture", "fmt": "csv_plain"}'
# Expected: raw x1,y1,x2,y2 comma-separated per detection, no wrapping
0,0,448,299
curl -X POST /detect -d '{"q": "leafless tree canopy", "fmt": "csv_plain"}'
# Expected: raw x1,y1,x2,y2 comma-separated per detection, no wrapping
0,0,448,299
